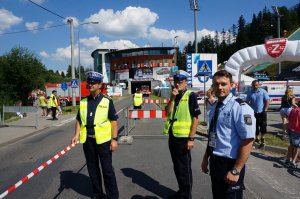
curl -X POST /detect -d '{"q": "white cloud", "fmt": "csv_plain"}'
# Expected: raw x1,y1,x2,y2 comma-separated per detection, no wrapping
25,21,39,33
43,21,53,29
0,9,23,33
40,51,49,58
84,6,158,38
46,37,140,68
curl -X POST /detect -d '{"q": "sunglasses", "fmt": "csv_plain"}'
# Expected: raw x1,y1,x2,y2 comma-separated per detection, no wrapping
174,80,186,85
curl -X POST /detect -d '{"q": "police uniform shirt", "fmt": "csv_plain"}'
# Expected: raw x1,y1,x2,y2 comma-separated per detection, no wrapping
246,88,270,113
76,93,119,135
209,93,256,159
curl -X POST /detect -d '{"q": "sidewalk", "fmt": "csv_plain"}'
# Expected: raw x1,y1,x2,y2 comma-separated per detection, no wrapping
0,112,76,148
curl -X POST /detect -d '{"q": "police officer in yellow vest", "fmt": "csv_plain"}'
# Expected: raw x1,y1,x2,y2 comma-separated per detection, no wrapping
133,88,143,109
71,71,119,199
50,90,58,120
164,70,201,199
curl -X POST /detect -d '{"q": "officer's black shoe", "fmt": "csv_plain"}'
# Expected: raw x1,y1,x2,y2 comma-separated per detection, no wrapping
254,138,259,143
258,143,265,148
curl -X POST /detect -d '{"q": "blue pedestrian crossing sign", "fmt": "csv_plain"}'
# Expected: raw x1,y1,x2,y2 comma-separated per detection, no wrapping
70,79,79,88
61,82,68,91
196,60,212,76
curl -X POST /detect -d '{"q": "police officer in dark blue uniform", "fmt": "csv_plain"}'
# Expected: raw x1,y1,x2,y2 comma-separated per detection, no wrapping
164,70,201,199
201,70,256,199
72,71,119,199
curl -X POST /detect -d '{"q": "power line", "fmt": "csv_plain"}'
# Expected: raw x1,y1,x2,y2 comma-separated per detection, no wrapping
0,23,68,36
27,0,66,20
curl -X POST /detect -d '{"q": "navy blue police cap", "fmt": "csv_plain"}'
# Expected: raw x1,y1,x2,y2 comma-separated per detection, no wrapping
86,71,103,83
173,70,191,81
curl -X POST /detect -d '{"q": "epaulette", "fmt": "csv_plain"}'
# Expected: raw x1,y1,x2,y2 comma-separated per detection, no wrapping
235,98,246,105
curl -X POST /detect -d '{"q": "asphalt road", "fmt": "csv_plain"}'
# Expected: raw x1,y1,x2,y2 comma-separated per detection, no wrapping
0,97,299,199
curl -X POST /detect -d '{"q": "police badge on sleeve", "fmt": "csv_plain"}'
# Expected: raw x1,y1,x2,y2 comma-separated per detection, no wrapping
244,115,252,125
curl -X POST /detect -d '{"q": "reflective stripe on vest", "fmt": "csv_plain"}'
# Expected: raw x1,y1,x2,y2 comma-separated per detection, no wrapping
79,97,112,144
163,91,192,137
133,93,143,106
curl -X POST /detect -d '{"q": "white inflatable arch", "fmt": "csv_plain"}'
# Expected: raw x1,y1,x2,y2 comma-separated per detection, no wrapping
224,40,300,82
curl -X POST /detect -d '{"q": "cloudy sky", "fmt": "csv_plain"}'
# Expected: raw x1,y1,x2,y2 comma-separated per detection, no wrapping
0,0,297,72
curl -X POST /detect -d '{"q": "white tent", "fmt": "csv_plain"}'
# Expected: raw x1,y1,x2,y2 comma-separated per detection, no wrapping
225,40,300,82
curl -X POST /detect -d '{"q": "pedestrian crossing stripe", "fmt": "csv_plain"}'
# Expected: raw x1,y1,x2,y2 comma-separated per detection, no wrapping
198,61,212,73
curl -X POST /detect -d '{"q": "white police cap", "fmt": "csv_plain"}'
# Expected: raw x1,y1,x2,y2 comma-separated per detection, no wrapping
173,70,191,80
86,71,103,82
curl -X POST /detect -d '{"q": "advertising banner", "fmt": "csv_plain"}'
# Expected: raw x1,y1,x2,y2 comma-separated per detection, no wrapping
186,53,217,87
116,69,129,80
134,68,153,79
153,67,171,80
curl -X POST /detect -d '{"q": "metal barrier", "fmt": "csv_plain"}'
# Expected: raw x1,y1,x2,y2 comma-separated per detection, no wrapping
2,105,39,128
117,105,135,144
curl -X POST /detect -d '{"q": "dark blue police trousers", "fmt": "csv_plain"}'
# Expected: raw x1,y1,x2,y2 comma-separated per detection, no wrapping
209,154,245,199
83,137,119,199
169,133,193,199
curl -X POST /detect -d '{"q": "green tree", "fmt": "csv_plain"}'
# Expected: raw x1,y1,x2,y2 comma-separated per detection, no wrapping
0,47,47,105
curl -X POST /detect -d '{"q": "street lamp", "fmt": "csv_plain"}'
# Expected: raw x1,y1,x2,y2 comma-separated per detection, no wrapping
272,5,283,74
67,18,76,108
174,36,179,66
189,0,199,53
77,21,99,100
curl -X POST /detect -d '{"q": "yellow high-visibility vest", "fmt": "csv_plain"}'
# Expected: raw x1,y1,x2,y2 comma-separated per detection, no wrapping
133,93,143,106
49,94,57,107
39,96,46,107
163,91,192,137
79,97,112,144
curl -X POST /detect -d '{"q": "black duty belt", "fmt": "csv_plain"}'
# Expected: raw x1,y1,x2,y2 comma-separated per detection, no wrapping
87,134,96,138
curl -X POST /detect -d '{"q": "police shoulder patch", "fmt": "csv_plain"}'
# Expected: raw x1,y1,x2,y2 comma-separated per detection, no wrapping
244,115,252,125
235,98,246,105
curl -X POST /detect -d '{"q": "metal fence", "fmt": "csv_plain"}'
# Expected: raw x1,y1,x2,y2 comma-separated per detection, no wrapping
117,105,135,137
2,105,39,128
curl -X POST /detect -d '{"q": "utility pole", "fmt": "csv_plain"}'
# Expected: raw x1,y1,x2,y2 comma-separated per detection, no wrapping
189,0,199,53
272,6,283,75
67,18,76,108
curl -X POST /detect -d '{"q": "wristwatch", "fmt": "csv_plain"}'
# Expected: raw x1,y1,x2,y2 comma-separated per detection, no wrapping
231,167,240,175
112,137,118,141
188,137,195,141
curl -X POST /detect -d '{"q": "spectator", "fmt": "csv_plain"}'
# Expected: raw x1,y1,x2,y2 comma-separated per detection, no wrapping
205,88,217,131
285,101,300,169
280,87,298,137
57,95,63,115
246,80,270,147
38,92,47,116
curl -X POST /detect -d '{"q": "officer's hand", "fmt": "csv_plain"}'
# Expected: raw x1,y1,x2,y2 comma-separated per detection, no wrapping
201,158,209,174
186,140,194,150
110,140,118,152
224,171,239,185
171,88,179,99
71,136,79,145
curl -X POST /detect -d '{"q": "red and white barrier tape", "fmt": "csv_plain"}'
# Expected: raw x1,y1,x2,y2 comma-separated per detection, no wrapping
0,142,78,199
128,110,166,119
143,99,170,104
